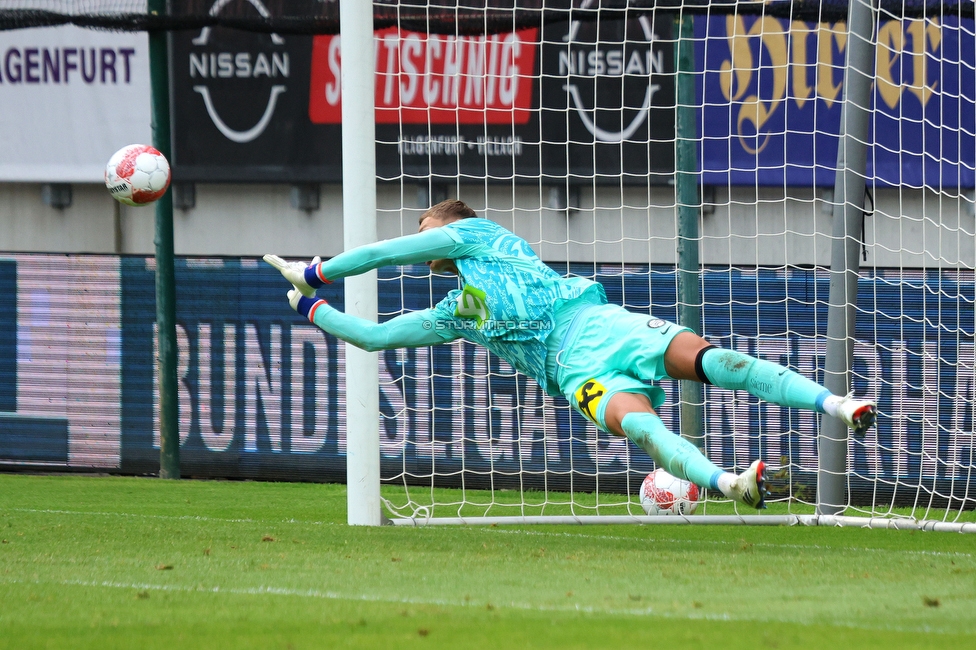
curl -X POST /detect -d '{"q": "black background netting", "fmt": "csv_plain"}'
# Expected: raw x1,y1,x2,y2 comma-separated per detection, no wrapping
1,1,973,35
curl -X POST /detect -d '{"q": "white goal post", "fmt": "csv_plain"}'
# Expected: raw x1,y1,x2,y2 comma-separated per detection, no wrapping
336,0,976,532
340,0,382,526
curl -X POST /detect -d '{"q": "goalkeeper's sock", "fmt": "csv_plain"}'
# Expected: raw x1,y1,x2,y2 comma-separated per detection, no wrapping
620,412,727,490
699,348,832,413
819,395,846,418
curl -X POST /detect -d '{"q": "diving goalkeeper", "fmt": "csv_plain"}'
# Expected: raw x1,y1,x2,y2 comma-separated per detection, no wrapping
265,199,877,509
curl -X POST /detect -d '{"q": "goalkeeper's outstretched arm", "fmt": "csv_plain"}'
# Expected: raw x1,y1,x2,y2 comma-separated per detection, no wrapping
263,228,465,298
290,291,457,352
317,228,460,280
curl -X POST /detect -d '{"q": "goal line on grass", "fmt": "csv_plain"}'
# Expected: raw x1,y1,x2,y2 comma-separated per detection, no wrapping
388,514,976,533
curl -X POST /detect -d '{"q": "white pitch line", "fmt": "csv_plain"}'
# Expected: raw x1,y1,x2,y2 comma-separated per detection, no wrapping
0,576,654,617
0,576,964,636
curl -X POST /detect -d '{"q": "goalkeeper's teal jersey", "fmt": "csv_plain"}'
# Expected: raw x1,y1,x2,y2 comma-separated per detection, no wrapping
308,217,606,395
430,219,606,393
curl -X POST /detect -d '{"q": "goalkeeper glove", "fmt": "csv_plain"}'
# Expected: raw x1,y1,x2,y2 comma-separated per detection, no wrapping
288,288,328,322
264,254,326,298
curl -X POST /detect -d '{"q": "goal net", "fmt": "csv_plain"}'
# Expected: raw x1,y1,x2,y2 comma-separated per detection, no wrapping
3,0,974,532
365,0,976,531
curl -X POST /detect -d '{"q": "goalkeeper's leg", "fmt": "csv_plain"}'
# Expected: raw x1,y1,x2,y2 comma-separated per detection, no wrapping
602,392,767,509
663,332,877,435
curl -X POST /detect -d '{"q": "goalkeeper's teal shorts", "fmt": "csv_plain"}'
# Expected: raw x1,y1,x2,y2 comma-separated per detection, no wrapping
550,303,690,431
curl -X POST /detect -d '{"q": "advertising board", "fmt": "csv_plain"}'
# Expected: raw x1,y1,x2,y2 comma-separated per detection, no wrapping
1,253,973,505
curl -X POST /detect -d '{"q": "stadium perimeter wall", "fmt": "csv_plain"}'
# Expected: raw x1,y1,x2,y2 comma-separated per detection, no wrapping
1,248,973,509
1,182,974,269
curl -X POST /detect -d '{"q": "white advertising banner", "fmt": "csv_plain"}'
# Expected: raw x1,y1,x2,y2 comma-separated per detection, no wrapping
0,25,151,182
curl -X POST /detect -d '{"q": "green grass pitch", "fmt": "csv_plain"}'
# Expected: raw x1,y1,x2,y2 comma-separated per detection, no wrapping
1,474,974,649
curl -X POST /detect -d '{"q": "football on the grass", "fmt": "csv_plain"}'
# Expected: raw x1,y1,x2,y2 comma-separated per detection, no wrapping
640,468,700,515
104,144,171,206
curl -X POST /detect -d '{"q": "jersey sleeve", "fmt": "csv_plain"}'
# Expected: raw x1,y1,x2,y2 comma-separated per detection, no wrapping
313,228,458,281
310,303,459,352
439,219,499,253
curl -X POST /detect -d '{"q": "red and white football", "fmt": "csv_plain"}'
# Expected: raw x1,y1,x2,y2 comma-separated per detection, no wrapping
640,468,700,515
104,144,171,207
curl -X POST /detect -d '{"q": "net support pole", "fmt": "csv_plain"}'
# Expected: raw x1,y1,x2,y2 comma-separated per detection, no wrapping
675,13,704,449
148,0,179,480
340,1,381,526
819,0,877,514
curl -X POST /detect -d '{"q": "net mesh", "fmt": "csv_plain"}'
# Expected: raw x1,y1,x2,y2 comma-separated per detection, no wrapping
368,1,976,525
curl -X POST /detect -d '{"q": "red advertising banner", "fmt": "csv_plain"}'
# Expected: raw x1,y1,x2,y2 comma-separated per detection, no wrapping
170,1,673,184
308,27,538,125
